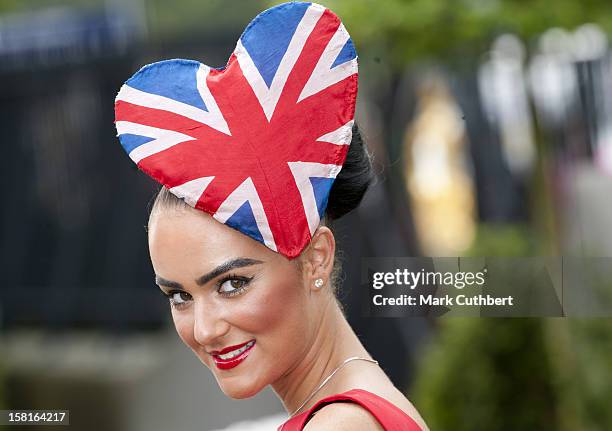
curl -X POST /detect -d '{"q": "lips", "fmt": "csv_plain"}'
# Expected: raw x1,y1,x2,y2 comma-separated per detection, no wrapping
211,339,256,370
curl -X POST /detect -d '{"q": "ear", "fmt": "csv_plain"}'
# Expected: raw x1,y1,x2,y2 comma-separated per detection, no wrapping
301,226,336,291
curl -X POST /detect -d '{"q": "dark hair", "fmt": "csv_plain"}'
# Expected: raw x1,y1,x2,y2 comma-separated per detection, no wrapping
320,123,373,307
324,123,374,222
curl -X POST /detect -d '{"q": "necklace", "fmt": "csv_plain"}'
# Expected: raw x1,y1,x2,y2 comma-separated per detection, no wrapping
289,356,379,417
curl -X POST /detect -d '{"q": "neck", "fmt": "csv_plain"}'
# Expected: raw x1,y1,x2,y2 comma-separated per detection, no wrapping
271,297,373,416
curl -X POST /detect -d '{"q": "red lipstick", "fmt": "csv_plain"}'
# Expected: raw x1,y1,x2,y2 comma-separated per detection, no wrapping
211,339,256,370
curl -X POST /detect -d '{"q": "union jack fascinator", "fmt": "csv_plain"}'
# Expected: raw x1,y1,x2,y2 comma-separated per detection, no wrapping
114,2,358,258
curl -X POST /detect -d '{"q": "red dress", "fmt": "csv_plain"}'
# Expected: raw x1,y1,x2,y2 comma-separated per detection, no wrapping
277,388,423,430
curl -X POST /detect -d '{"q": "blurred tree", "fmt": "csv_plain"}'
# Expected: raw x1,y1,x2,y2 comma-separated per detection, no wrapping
0,0,19,12
0,0,101,13
547,319,612,431
0,0,268,46
2,0,610,65
411,226,562,430
303,0,612,68
146,0,267,41
412,318,560,430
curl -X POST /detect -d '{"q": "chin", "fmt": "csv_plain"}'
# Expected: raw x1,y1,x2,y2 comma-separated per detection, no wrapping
217,374,266,399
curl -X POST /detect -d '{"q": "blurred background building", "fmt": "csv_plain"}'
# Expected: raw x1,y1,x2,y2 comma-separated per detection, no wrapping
1,0,612,430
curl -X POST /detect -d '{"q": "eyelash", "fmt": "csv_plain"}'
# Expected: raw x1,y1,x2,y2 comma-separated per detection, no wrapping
217,274,253,297
162,274,253,310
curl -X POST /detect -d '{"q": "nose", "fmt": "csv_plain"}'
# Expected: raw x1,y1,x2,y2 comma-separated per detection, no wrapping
192,299,231,347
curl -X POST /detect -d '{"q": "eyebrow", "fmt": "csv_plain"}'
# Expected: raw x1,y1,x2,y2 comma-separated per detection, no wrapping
155,258,263,290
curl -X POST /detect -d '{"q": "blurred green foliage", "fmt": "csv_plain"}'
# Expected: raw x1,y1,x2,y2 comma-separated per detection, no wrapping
412,225,559,430
146,0,266,40
0,0,268,46
4,0,608,67
412,318,560,430
466,224,542,256
2,0,609,69
0,0,101,13
547,319,612,431
306,0,612,68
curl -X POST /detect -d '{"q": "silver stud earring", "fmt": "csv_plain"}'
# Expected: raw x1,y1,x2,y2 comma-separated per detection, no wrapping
314,278,324,288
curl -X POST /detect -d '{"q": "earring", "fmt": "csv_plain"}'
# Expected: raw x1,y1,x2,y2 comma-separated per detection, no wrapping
314,278,324,288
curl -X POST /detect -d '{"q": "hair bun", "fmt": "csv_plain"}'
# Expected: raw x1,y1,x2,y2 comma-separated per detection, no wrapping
325,124,374,221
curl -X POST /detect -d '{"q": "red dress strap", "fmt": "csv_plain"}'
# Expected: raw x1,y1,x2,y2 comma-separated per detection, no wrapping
277,389,423,431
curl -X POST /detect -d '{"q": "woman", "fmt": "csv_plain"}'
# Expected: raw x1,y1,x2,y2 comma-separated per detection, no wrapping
115,2,428,430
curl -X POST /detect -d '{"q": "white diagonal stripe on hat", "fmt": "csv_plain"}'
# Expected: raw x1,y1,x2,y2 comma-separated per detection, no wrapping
170,177,215,207
213,177,277,252
116,121,196,163
288,161,343,235
298,22,357,102
316,120,354,145
234,4,325,121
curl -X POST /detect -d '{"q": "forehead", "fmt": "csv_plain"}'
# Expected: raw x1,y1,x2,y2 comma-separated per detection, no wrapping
148,206,285,277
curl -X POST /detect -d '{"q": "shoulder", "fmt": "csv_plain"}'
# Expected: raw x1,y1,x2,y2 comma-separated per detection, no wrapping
302,402,385,431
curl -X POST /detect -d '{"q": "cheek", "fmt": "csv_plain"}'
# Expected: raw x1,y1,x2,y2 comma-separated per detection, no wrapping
236,272,309,348
172,311,201,356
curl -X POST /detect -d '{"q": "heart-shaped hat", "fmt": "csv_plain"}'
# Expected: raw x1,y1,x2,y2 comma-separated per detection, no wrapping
114,2,358,258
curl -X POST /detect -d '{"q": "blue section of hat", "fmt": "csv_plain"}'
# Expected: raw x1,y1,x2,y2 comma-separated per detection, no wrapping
119,133,155,154
127,60,208,111
226,201,265,244
309,177,335,218
240,2,310,88
331,38,356,68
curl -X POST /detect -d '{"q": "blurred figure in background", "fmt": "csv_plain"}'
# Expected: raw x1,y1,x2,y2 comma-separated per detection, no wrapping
403,74,476,256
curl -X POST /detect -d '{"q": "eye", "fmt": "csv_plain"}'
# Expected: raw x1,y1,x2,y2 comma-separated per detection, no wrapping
217,275,253,297
165,291,192,309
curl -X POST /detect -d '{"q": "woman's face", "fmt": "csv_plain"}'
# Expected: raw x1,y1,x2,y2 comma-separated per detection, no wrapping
148,205,318,399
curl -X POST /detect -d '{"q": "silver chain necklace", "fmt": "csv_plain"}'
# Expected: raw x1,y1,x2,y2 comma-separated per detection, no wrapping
289,356,379,417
